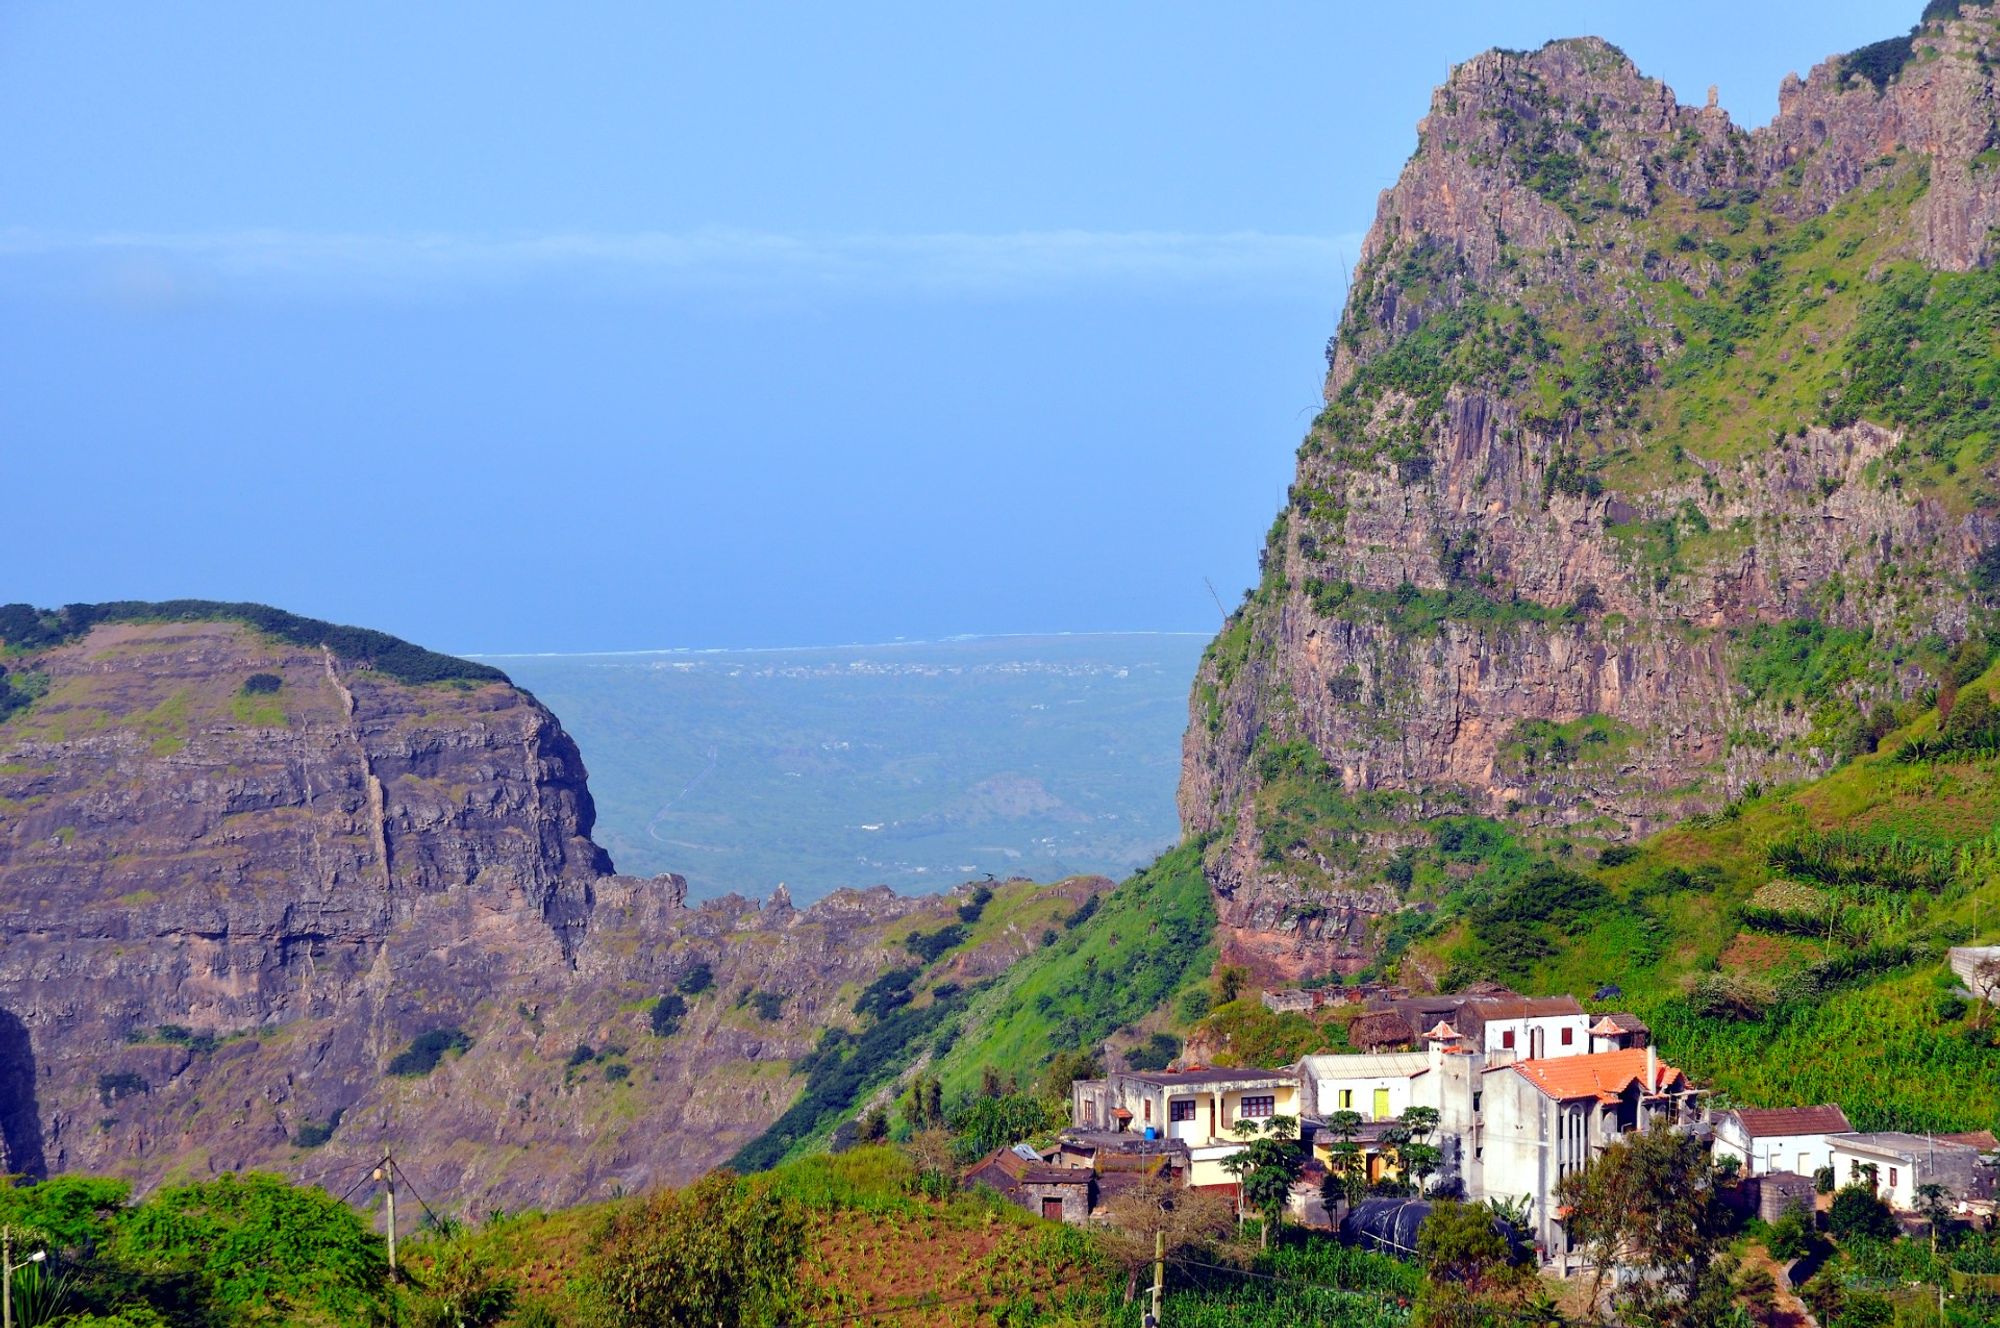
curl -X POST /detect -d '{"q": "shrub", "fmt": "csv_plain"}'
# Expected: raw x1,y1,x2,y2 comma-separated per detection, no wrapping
240,673,282,695
293,1108,342,1149
1125,1032,1181,1072
403,1235,514,1328
387,1028,471,1077
604,1064,631,1083
948,1094,1059,1159
113,1173,388,1321
96,1071,147,1106
1767,1204,1814,1260
565,1044,597,1070
650,994,688,1038
581,1173,804,1327
1598,844,1641,868
675,962,714,997
1829,1184,1898,1241
1688,973,1776,1021
852,968,918,1021
749,992,787,1022
1062,896,1100,931
903,925,965,964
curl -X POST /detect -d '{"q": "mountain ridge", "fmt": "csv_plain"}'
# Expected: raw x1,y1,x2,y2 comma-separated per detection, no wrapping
1182,2,2000,981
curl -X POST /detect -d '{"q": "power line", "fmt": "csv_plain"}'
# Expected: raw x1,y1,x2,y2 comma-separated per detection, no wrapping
387,1157,448,1233
336,1156,389,1207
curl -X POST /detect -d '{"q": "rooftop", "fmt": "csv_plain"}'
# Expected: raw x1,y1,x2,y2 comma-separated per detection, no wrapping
1058,1130,1190,1157
1462,995,1586,1024
1729,1105,1852,1138
1834,1132,1981,1159
966,1148,1089,1188
1298,1052,1431,1080
1118,1066,1294,1089
1512,1048,1687,1102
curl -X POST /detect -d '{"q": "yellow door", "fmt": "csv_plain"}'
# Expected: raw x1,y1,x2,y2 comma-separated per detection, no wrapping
1373,1088,1390,1119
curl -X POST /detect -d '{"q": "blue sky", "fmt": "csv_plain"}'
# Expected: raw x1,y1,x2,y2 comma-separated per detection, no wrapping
3,2,1908,651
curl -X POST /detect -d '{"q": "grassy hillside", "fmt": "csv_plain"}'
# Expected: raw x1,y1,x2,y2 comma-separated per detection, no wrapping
1397,675,2000,1131
926,841,1217,1100
731,843,1217,1169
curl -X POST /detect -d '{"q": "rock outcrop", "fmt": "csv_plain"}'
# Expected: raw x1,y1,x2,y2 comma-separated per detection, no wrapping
1182,5,2000,980
0,615,1076,1209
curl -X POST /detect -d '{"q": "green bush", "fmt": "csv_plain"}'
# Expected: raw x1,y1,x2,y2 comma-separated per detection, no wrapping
580,1173,804,1327
749,991,788,1022
96,1072,146,1106
113,1173,388,1322
240,673,282,695
1829,1184,1898,1241
852,968,918,1021
675,962,714,997
386,1028,471,1077
903,925,965,964
649,994,687,1038
1125,1031,1182,1071
292,1109,342,1149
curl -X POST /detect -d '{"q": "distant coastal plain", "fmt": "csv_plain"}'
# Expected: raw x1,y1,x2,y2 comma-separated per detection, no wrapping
483,632,1207,901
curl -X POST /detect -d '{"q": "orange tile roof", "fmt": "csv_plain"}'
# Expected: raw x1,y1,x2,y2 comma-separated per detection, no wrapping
1511,1048,1687,1102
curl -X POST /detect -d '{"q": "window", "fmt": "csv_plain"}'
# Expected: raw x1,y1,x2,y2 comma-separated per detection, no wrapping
1338,1089,1353,1110
1889,1167,1898,1188
1170,1099,1197,1122
1473,1092,1482,1113
1143,1100,1151,1123
1502,1030,1516,1050
1560,1027,1574,1047
1240,1094,1275,1119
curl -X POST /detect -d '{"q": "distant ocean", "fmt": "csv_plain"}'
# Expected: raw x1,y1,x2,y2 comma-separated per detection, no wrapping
477,632,1208,903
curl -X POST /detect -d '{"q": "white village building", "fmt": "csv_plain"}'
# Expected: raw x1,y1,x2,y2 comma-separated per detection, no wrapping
1712,1104,1852,1178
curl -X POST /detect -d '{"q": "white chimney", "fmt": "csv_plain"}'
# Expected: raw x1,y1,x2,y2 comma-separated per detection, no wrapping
1645,1044,1659,1091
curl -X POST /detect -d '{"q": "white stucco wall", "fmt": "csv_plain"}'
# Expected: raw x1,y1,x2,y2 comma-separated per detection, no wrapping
1481,1014,1592,1060
1712,1121,1841,1177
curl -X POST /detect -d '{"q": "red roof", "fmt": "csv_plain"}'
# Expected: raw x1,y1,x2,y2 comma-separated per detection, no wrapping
1730,1105,1852,1138
1512,1048,1686,1102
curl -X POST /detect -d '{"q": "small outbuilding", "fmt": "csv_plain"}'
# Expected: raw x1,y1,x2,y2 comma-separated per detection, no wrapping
964,1148,1093,1224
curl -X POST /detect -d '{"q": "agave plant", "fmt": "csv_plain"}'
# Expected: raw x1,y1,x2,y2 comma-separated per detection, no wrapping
8,1259,77,1328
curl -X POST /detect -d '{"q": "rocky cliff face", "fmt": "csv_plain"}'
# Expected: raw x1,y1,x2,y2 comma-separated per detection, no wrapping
0,615,1077,1210
1183,5,2000,980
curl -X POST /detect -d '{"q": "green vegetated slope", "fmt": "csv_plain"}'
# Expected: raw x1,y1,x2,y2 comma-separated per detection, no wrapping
730,845,1219,1171
1395,676,2000,1132
926,842,1217,1100
725,877,1094,1172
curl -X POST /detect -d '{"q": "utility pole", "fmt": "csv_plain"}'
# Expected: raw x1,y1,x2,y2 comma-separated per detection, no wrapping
1148,1228,1164,1328
375,1155,398,1278
4,1225,12,1328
